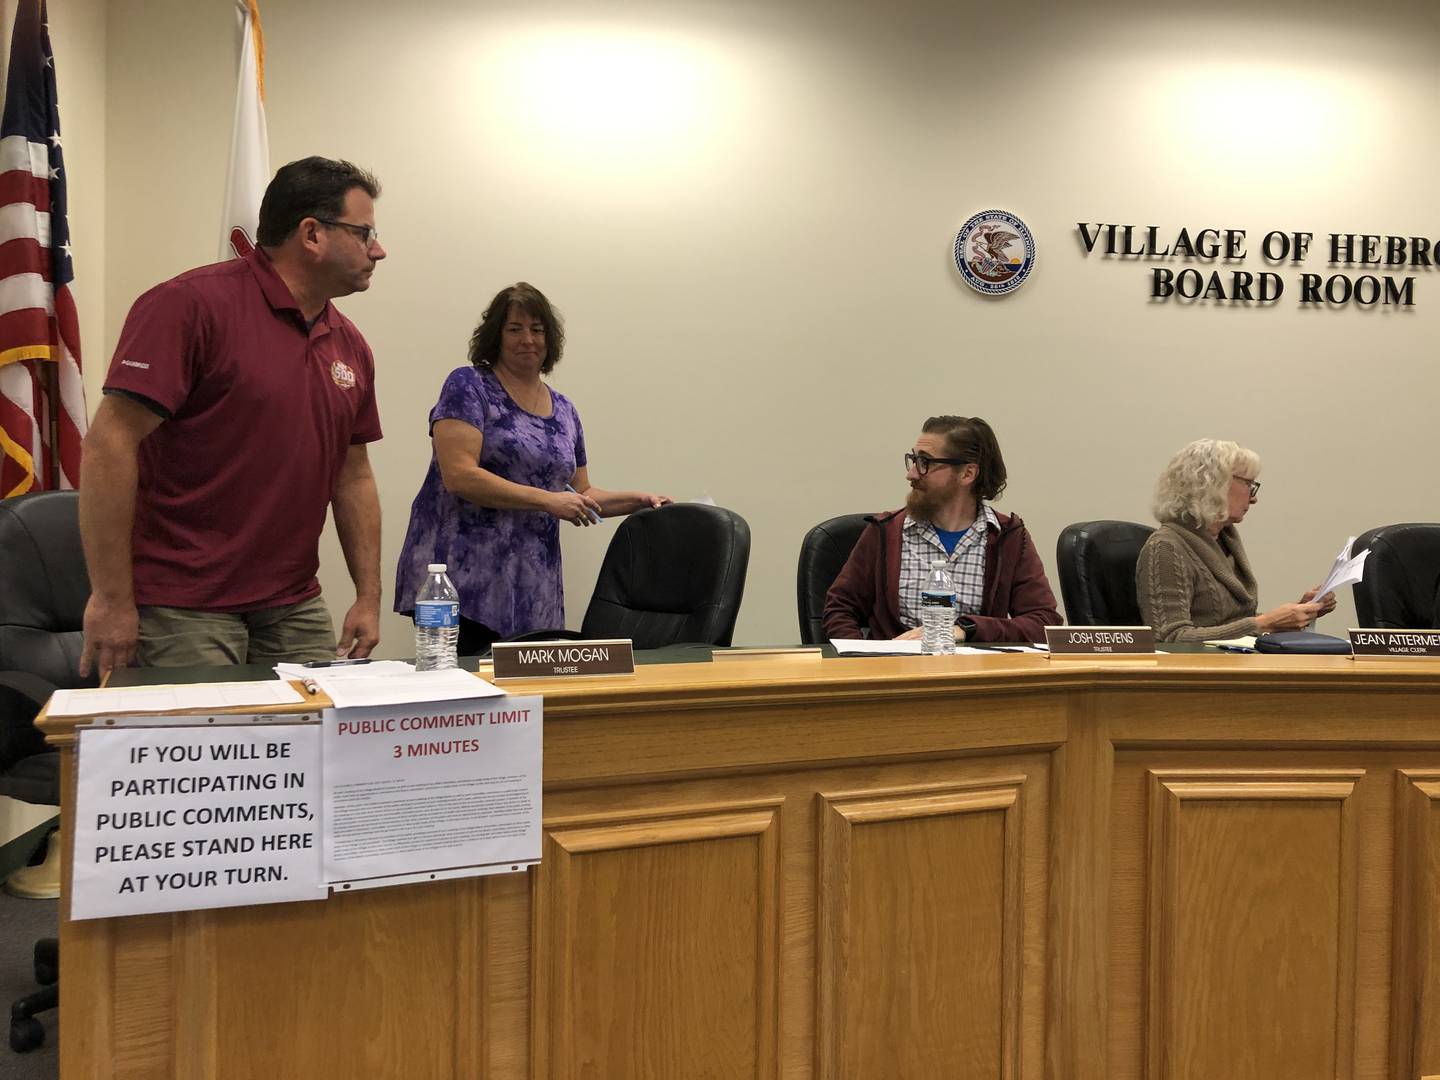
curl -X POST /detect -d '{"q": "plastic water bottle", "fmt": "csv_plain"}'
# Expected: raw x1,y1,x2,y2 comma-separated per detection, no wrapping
414,563,460,671
920,559,957,655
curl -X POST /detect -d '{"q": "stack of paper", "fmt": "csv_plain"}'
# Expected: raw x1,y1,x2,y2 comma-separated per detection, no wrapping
830,639,922,656
1314,537,1370,599
829,640,1048,656
1204,635,1257,651
274,662,504,708
48,681,305,717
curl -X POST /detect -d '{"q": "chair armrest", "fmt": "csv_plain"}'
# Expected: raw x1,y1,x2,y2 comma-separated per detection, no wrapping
0,671,61,710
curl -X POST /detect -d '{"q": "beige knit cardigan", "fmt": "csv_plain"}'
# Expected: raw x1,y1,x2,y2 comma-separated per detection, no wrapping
1135,522,1261,643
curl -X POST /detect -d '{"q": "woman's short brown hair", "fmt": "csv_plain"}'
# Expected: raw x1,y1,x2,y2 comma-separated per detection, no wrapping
467,282,565,374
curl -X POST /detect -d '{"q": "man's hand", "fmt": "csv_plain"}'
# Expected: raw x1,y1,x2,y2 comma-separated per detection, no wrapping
336,597,381,658
77,394,163,680
79,594,140,678
896,625,966,643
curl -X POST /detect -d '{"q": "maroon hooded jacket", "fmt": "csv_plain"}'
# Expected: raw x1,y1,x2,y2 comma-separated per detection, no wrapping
822,507,1061,643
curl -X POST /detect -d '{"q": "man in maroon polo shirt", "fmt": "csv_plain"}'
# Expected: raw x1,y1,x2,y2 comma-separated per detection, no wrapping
79,157,387,676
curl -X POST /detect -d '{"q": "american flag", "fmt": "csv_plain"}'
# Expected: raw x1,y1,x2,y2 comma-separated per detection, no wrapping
0,0,85,496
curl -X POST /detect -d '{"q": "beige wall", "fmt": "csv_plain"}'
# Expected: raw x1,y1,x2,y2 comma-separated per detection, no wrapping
51,0,106,410
70,0,1440,653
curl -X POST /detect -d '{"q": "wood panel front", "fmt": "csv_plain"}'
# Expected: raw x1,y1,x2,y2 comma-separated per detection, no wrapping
534,801,782,1080
1394,771,1440,1080
816,778,1027,1080
1145,770,1361,1080
41,653,1440,1079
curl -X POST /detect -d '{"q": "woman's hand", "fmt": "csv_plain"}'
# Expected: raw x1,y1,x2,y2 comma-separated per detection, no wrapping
1299,586,1338,615
545,489,603,527
639,493,674,509
1256,601,1325,633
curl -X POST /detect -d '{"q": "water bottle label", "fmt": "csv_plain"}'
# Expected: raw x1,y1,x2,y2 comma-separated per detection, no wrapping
415,600,459,628
920,590,956,609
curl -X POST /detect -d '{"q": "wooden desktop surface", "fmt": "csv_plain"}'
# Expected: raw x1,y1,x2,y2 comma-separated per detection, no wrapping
38,652,1440,1079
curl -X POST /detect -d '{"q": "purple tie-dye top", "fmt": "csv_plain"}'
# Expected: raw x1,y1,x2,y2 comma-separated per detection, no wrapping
394,366,587,636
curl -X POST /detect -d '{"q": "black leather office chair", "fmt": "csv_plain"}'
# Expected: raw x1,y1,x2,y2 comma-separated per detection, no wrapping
1056,520,1155,627
1351,523,1440,629
574,503,751,649
0,489,94,1052
795,514,870,644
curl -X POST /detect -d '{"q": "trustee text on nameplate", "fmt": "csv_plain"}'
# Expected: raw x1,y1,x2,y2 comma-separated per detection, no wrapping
1045,625,1157,657
490,639,635,679
1349,628,1440,658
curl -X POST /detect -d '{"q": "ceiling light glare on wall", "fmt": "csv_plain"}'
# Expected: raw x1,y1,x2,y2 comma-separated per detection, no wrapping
1158,63,1384,175
476,26,745,177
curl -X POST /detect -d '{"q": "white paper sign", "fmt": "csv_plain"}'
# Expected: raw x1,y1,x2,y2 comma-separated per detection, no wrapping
72,725,324,920
322,696,542,887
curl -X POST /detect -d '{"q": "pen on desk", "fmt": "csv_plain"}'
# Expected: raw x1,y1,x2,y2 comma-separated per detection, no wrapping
565,484,603,523
301,677,320,695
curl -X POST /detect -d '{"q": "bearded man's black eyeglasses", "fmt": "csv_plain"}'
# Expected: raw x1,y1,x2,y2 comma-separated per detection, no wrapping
904,452,971,476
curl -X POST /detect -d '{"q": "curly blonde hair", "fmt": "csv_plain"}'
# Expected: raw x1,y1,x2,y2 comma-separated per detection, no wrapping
1151,439,1261,531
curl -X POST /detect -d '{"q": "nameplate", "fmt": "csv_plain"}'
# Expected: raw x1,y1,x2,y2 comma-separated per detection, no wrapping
1348,628,1440,658
1045,625,1157,658
490,639,635,679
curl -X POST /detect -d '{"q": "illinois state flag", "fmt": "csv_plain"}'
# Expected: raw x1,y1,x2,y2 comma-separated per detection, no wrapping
0,0,85,495
219,0,269,260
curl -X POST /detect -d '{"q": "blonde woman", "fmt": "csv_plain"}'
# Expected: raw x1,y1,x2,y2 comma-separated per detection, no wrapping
1136,439,1335,642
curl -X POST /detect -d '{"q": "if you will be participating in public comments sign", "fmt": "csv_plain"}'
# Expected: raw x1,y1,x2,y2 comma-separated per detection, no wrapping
72,724,324,920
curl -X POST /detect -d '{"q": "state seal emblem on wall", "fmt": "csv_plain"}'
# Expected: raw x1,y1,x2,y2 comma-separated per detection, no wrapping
953,209,1036,296
330,359,357,390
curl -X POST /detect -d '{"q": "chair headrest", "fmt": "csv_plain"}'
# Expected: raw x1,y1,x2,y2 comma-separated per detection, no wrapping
0,491,89,632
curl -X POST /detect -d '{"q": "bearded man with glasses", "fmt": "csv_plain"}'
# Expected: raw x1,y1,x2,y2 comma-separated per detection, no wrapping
823,415,1060,644
80,157,388,677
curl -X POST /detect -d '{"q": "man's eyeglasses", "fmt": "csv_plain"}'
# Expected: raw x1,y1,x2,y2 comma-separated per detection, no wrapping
904,452,970,476
1233,476,1261,497
315,218,380,248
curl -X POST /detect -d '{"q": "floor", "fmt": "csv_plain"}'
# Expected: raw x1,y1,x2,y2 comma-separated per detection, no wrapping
0,889,58,1080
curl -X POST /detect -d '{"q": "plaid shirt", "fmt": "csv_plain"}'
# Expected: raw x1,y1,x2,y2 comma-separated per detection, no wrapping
898,503,999,628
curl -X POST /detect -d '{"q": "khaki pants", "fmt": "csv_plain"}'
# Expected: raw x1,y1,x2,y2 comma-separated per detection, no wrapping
137,594,337,667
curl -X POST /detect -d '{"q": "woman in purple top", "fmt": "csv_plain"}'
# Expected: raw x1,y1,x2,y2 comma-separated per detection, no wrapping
395,283,671,653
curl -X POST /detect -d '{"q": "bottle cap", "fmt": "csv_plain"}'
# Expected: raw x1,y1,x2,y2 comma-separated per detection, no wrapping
931,559,947,568
427,563,447,573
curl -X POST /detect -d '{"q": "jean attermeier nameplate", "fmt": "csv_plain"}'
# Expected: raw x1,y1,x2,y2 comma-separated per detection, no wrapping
1349,628,1440,658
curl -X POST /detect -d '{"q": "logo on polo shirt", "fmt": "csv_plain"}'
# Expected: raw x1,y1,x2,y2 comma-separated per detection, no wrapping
953,209,1036,296
330,359,357,390
120,359,151,370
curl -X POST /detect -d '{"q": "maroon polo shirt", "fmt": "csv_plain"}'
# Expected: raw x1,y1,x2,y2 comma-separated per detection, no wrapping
103,248,382,612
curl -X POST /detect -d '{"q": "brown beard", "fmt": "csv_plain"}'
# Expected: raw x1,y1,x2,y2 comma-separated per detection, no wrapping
906,485,941,522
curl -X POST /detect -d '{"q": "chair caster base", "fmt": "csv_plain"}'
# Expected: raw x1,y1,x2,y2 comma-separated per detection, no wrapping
9,1014,44,1052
